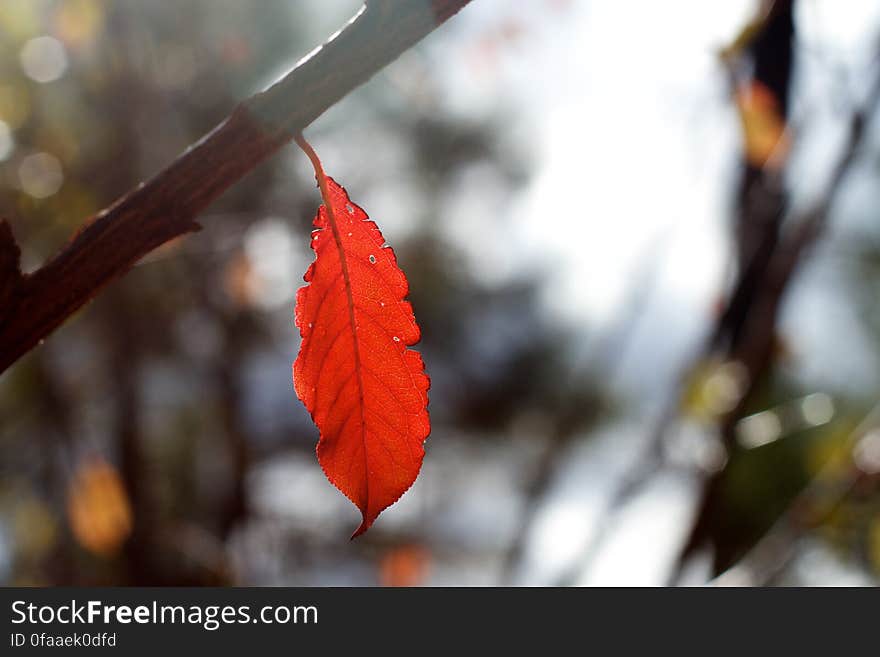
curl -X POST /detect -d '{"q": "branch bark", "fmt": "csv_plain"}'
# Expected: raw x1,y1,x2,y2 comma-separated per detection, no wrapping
0,0,473,374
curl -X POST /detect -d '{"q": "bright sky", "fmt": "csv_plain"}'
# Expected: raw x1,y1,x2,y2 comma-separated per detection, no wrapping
423,0,752,400
420,0,880,399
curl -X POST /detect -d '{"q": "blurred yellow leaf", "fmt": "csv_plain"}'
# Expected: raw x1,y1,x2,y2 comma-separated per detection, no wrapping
735,81,790,169
54,0,105,50
719,19,762,63
681,358,748,422
67,456,132,557
805,419,860,476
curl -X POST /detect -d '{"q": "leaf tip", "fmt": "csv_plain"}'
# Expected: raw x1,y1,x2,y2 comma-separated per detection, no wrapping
351,513,376,539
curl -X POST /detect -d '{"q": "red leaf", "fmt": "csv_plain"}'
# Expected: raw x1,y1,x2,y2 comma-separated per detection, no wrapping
293,136,430,538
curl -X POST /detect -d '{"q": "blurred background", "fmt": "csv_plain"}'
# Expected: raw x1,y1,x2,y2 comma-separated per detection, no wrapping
1,0,880,586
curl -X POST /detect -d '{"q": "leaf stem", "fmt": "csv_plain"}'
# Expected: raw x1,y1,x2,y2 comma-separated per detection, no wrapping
295,134,333,209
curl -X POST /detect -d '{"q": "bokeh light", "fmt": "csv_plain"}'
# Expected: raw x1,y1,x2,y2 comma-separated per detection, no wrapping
18,152,63,198
19,36,68,83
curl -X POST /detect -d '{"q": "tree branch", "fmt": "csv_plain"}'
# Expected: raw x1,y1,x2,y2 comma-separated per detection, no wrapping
0,0,474,374
670,37,880,581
